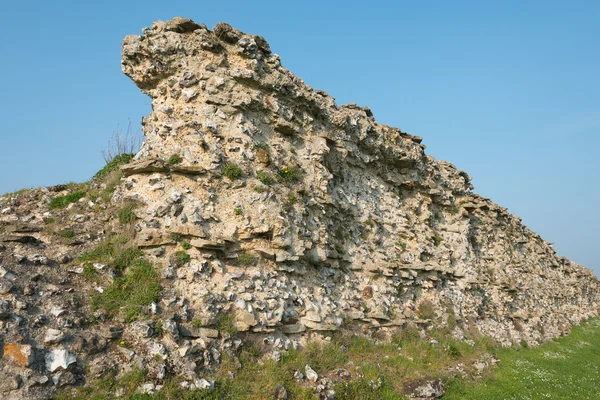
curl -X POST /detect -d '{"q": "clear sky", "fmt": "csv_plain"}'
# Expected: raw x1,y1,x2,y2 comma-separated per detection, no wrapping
0,1,598,274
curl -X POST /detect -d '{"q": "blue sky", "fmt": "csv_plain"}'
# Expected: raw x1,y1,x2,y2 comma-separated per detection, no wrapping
0,1,598,274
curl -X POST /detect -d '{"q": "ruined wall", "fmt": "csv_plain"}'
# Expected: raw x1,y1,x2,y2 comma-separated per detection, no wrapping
120,17,599,344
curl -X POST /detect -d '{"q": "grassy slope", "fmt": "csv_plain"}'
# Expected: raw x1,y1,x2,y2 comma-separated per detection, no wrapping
445,318,600,400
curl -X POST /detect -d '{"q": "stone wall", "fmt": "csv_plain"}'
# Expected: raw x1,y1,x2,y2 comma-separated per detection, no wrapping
121,17,599,345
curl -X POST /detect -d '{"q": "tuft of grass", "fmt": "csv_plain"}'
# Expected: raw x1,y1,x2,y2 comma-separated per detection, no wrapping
216,310,238,337
287,193,297,205
49,191,86,209
417,300,436,320
234,207,243,216
169,232,183,242
238,253,257,266
256,170,274,185
167,154,182,165
277,165,302,184
174,250,190,265
59,230,75,239
43,217,56,224
113,247,143,270
79,233,141,271
117,203,137,224
432,235,442,247
154,321,164,336
92,258,161,322
181,241,191,250
223,161,243,181
82,263,99,282
93,154,134,180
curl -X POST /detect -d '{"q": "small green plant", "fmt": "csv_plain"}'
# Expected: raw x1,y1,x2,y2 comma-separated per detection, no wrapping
216,310,238,337
417,300,436,320
117,204,136,224
399,233,407,239
256,170,274,185
181,241,191,250
43,217,56,224
234,207,243,215
154,321,164,336
59,230,75,239
92,258,161,322
447,342,461,357
468,234,478,248
169,232,183,242
287,193,297,204
289,146,296,154
49,191,86,209
278,165,302,183
432,235,442,247
113,247,143,270
223,161,243,180
78,232,145,274
192,319,203,329
174,250,190,265
167,154,182,165
82,263,99,281
94,153,134,180
395,241,407,251
238,253,257,266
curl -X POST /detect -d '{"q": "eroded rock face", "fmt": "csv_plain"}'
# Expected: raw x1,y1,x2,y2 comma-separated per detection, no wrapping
120,16,598,344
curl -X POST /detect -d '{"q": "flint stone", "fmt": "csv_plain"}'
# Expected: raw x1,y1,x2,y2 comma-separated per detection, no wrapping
45,349,77,372
404,376,445,399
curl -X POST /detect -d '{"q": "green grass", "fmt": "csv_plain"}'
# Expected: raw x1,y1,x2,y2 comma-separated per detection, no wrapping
445,318,600,399
82,263,100,282
223,161,243,181
238,253,257,266
118,204,137,224
174,250,191,265
59,230,75,239
277,166,302,184
79,234,142,271
49,190,86,209
94,154,134,180
167,154,182,165
91,258,161,322
256,170,274,185
113,247,144,270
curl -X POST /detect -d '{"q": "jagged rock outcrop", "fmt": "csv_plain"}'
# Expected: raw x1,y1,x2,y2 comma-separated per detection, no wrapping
0,16,598,399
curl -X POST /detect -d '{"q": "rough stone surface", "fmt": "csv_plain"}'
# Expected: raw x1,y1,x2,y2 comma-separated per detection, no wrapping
3,344,34,367
120,16,599,346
